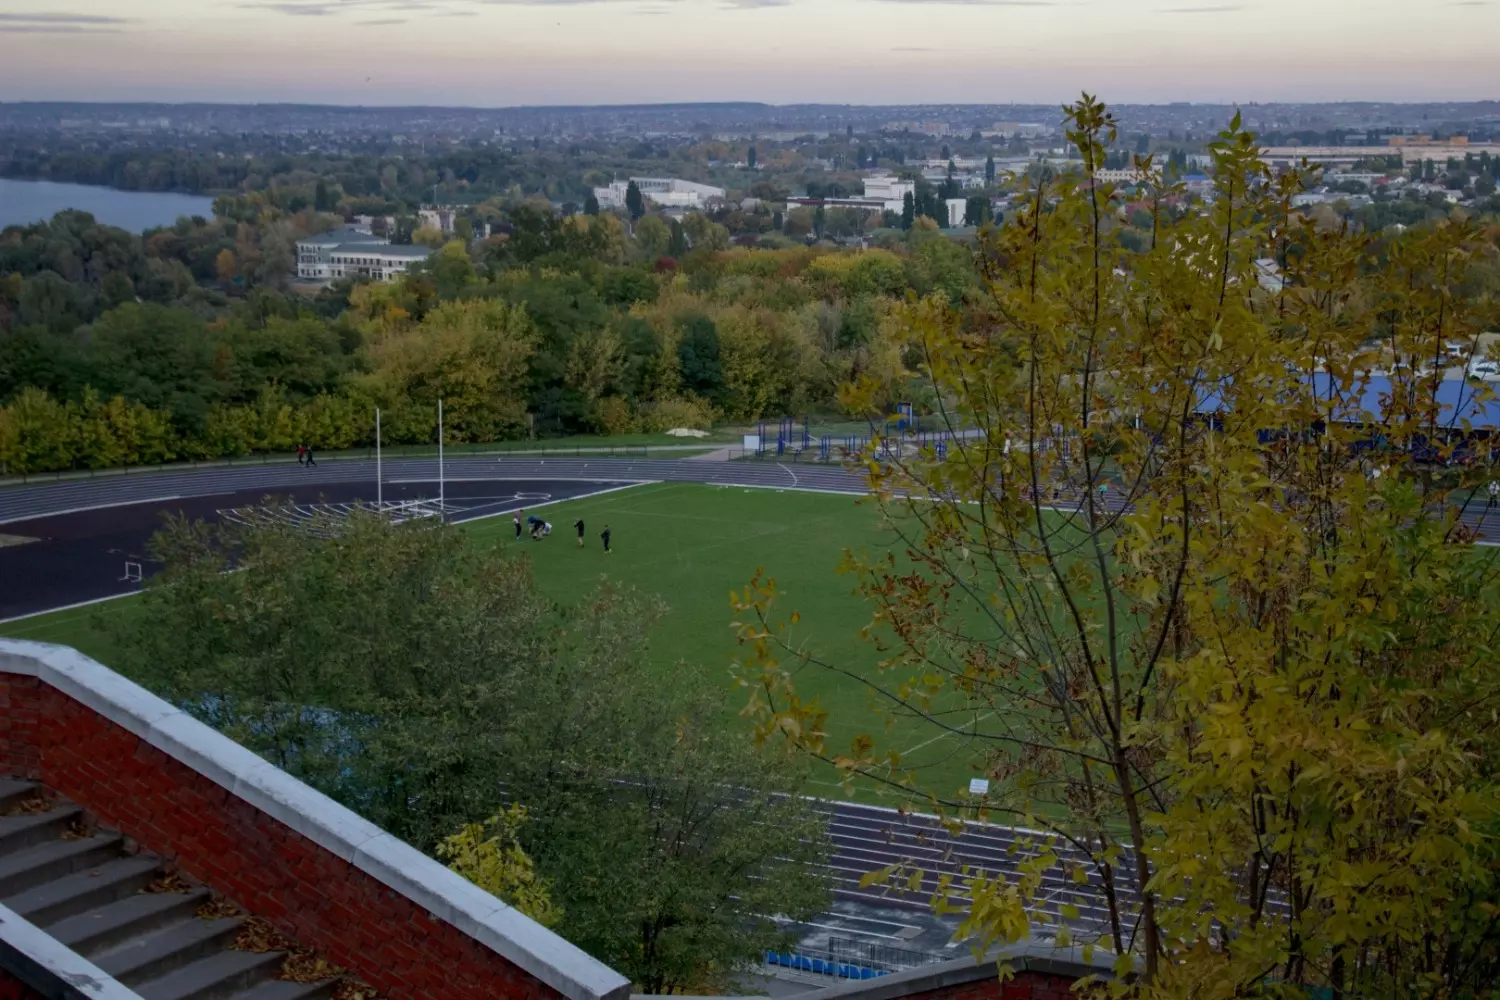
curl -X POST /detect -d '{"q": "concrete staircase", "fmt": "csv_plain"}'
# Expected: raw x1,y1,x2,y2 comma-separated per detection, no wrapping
0,778,339,1000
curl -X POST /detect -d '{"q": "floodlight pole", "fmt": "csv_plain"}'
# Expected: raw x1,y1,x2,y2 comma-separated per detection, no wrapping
375,407,383,511
438,398,445,518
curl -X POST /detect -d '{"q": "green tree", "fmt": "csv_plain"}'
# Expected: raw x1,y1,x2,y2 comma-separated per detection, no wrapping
118,512,828,994
901,191,915,230
634,215,671,259
439,805,561,928
736,96,1500,995
583,193,600,216
963,195,990,226
625,180,646,221
985,153,996,185
747,145,757,170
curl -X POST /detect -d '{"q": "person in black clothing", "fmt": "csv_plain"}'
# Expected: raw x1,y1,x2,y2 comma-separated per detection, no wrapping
515,510,524,540
600,524,612,554
304,445,316,467
574,518,586,548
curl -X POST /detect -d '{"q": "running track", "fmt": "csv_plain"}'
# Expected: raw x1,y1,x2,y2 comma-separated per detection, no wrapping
0,457,868,526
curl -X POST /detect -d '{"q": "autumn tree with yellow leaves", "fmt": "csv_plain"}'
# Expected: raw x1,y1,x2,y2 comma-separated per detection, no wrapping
735,96,1500,996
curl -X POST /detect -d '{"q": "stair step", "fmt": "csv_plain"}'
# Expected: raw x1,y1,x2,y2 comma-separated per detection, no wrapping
133,949,284,1000
0,805,84,856
229,979,339,1000
0,779,41,812
5,855,163,927
0,835,122,897
49,886,212,956
95,917,243,985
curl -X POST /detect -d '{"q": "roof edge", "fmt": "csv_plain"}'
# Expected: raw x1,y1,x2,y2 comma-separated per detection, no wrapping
0,639,633,1000
783,942,1121,1000
0,900,145,1000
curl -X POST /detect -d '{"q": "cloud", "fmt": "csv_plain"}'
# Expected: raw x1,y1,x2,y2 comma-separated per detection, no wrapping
0,12,133,29
872,0,1056,5
0,23,123,32
1158,3,1242,9
356,15,408,22
720,0,789,7
238,0,443,14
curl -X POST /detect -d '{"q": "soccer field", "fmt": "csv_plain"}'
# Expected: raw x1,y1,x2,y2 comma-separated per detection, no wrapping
0,482,988,801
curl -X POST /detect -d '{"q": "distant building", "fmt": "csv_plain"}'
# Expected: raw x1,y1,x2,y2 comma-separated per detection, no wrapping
1095,166,1162,185
593,177,726,211
862,175,917,211
983,122,1051,138
418,206,460,233
945,198,967,228
1255,258,1287,293
295,227,434,283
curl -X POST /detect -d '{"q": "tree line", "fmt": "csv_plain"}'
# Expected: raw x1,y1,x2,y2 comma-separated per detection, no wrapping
0,204,978,473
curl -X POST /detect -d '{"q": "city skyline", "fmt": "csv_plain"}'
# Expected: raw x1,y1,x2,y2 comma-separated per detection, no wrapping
0,0,1496,107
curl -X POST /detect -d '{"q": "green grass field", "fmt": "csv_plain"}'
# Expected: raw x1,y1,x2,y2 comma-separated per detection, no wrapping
0,483,989,800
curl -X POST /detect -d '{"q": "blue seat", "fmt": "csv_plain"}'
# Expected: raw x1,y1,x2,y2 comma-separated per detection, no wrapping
798,956,813,972
812,959,827,975
766,952,778,966
860,968,875,980
780,953,794,967
838,965,854,978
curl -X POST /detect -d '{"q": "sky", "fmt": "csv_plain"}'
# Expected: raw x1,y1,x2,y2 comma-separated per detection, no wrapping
0,0,1496,107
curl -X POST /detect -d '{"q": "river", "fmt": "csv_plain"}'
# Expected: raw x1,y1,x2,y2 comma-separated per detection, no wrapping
0,178,218,233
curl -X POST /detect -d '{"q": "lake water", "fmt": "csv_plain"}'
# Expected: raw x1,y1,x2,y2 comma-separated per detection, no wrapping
0,178,217,233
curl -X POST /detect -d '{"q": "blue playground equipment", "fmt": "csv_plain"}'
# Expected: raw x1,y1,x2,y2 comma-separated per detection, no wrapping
764,951,890,981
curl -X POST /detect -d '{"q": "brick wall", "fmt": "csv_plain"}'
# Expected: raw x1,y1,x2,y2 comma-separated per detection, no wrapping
911,970,1077,1000
0,671,564,1000
0,968,43,1000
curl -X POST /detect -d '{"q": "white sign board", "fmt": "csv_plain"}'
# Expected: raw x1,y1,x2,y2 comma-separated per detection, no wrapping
743,434,761,452
968,778,990,797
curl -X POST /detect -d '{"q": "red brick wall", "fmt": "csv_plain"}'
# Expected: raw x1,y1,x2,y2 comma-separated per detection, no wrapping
0,968,44,1000
0,673,563,1000
907,970,1078,1000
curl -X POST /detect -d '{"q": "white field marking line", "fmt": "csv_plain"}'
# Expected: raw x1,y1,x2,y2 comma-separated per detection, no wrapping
777,462,799,487
0,494,185,527
0,590,139,626
448,482,658,525
710,481,867,498
900,711,996,757
387,476,652,485
787,919,912,944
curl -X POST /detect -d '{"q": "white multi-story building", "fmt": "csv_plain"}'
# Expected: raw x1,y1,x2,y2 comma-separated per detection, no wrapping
593,177,726,211
945,198,967,228
862,175,917,212
1094,166,1163,185
295,227,435,284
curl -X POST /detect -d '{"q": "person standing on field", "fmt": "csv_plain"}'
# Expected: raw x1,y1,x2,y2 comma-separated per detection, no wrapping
574,518,586,548
515,510,524,540
601,524,612,554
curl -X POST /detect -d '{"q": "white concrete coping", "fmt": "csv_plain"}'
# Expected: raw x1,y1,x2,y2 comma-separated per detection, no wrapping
0,640,633,1000
0,900,145,1000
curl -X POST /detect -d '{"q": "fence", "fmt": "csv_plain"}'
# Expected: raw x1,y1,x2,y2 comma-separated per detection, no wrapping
764,935,948,980
740,429,973,464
